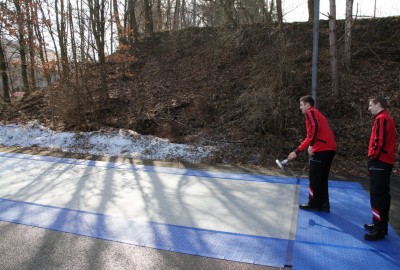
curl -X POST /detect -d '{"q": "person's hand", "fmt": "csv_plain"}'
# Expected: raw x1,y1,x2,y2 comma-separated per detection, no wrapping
287,152,297,161
308,146,314,156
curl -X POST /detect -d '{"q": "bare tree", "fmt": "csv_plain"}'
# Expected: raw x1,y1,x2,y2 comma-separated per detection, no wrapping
37,0,61,75
113,0,126,47
173,0,181,29
32,0,51,85
166,0,171,29
87,0,107,64
329,0,339,97
12,0,30,94
76,0,87,62
192,0,197,26
25,0,36,90
345,0,353,70
126,0,138,45
55,0,69,77
143,0,154,38
214,0,236,27
68,1,77,67
0,2,11,103
0,33,11,103
260,0,272,23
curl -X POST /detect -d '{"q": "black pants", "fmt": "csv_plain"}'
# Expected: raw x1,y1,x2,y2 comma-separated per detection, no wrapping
368,159,393,231
308,151,336,207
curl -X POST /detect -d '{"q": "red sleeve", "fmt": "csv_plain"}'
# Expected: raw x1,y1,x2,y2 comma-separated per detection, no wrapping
296,110,318,153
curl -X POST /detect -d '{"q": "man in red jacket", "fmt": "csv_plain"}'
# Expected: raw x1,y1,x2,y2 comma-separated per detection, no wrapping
364,96,397,241
287,95,336,212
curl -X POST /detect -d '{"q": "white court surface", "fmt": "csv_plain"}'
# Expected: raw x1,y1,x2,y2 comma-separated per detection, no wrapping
0,154,298,240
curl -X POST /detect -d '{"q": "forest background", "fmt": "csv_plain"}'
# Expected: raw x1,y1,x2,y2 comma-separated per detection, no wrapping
0,0,399,177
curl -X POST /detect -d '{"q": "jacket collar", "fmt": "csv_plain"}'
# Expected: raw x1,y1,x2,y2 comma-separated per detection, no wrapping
374,109,387,119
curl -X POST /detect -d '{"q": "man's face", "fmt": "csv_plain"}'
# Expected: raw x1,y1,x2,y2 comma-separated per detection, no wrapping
368,101,382,116
300,101,310,114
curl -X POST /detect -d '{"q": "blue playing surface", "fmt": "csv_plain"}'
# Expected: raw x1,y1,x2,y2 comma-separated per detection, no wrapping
0,152,399,269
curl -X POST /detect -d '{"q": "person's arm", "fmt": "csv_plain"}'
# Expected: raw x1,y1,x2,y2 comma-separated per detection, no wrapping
288,110,317,160
297,110,318,152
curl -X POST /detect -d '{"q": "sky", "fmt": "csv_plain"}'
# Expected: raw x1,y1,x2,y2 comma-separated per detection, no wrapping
284,0,400,22
0,122,216,164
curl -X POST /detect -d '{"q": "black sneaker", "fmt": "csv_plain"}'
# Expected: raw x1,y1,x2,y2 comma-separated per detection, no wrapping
364,223,374,231
364,224,388,235
364,229,386,241
299,203,330,212
299,203,318,211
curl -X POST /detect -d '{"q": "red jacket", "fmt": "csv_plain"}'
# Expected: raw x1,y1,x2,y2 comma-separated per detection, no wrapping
295,107,336,154
368,110,396,165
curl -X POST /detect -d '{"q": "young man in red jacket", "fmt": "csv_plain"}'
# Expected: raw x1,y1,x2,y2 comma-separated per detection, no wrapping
287,95,336,212
364,96,397,241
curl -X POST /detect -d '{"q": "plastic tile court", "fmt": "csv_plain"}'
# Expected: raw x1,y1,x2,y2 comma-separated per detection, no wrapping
0,152,399,269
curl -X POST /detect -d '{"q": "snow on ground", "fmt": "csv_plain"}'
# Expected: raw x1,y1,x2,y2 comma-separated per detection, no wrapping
0,122,217,163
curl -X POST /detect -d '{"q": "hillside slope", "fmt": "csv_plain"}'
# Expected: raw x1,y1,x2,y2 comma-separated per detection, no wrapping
1,17,400,176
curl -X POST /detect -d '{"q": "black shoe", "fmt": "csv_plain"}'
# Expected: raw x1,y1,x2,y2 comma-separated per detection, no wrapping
299,203,330,212
299,203,317,211
364,224,388,235
364,223,374,231
364,229,386,241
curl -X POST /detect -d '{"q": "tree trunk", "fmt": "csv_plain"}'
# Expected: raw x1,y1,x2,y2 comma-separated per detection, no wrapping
308,0,314,22
113,0,126,47
0,35,11,103
173,0,180,30
260,0,271,23
276,0,283,24
166,0,171,29
37,1,61,76
222,0,236,26
192,0,197,26
32,1,51,85
88,0,106,64
14,0,30,94
127,0,138,46
143,0,154,38
345,0,353,70
25,0,36,91
55,0,69,77
68,1,77,68
329,0,339,97
77,0,86,62
88,0,108,100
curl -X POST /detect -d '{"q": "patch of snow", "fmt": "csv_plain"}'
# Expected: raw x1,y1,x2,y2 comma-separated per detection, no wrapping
0,122,217,163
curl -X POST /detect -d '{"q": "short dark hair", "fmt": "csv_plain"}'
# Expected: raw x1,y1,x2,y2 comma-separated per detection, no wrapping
370,96,388,109
300,95,315,107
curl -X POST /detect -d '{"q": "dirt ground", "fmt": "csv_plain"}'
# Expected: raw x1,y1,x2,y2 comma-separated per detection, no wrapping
1,18,400,178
